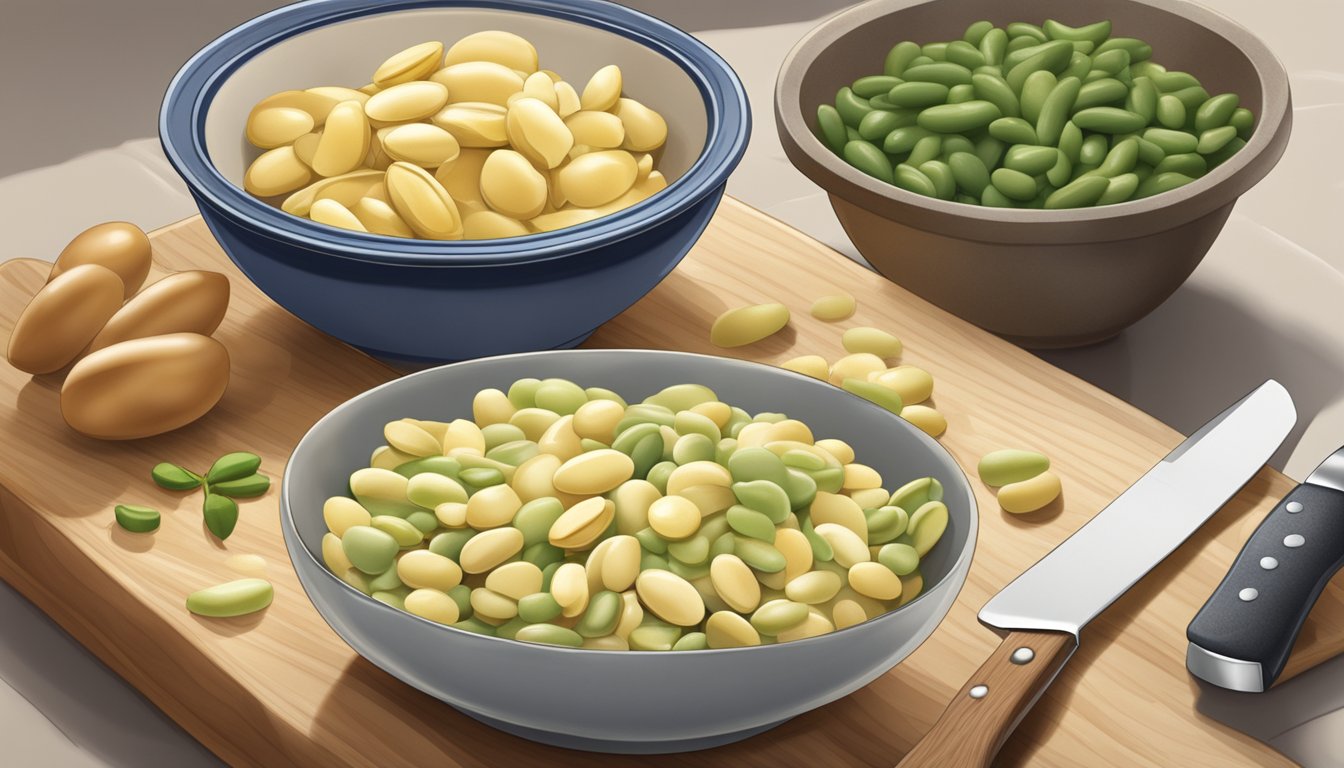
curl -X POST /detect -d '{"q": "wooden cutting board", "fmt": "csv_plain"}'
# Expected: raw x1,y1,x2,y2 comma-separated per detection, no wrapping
0,198,1337,767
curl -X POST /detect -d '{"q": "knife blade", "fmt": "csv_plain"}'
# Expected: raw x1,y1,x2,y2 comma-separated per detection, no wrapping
1187,445,1344,693
897,380,1296,768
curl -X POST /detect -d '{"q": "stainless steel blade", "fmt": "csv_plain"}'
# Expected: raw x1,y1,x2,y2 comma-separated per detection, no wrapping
979,380,1296,636
1306,448,1344,493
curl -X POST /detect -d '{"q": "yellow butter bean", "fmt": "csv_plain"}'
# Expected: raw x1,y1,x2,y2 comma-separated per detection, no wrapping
810,293,857,321
848,561,903,600
507,97,574,169
473,388,517,426
373,41,444,87
309,199,366,232
244,146,312,197
485,561,543,600
709,554,761,613
397,550,463,591
550,562,589,617
431,102,509,147
873,366,934,404
842,327,903,358
464,483,522,528
599,535,642,592
402,588,459,624
470,587,519,620
311,100,370,177
810,492,869,540
385,162,463,240
380,123,460,167
785,570,843,604
902,405,947,438
458,527,524,573
433,61,525,106
710,303,790,348
553,449,635,495
828,353,887,386
780,355,829,380
832,598,868,630
554,81,581,117
556,150,638,208
480,149,548,219
365,81,449,123
776,608,835,642
323,496,371,536
615,590,644,639
564,110,626,148
443,31,538,73
612,97,668,151
666,461,731,495
636,569,705,626
580,64,623,111
282,169,385,217
998,470,1062,513
548,497,615,549
648,496,701,540
706,610,761,648
351,197,415,238
814,523,870,567
247,106,315,149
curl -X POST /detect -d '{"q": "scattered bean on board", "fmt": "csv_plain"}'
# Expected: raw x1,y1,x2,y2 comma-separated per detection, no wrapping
978,448,1061,513
243,32,671,239
817,19,1254,207
319,379,950,648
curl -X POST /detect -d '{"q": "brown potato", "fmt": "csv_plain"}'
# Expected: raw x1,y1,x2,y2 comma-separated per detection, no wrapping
61,333,229,440
48,222,152,299
87,270,230,353
7,264,124,374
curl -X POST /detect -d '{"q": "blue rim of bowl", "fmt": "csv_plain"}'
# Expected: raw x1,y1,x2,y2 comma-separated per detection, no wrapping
281,349,980,654
160,0,751,267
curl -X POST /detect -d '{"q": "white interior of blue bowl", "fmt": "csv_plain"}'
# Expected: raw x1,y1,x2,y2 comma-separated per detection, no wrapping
205,8,707,187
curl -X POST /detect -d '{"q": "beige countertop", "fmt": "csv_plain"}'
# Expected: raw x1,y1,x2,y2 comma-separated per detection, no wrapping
2,0,1342,765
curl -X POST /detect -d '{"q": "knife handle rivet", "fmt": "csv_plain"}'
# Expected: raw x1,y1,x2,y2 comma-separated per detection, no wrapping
1260,556,1278,570
1284,534,1305,548
1286,501,1303,514
1010,647,1035,665
969,685,989,699
1239,587,1259,602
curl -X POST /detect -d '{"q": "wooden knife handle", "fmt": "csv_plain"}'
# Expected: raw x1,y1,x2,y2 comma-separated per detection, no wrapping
896,630,1078,768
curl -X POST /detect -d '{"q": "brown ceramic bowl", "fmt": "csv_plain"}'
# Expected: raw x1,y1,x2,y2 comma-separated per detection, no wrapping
776,0,1291,348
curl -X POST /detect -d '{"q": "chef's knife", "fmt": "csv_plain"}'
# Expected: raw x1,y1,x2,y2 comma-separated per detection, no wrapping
1186,445,1344,693
897,380,1296,767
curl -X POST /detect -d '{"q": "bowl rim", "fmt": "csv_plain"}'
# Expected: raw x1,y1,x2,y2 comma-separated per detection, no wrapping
160,0,751,267
281,348,980,656
774,0,1293,244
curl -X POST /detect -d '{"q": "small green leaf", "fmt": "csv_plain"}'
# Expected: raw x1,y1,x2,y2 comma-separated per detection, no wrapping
203,494,240,540
151,463,201,491
114,504,160,533
206,452,262,484
210,473,270,499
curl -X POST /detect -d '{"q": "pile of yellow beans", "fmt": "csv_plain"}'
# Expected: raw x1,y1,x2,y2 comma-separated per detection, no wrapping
319,379,950,650
242,31,670,239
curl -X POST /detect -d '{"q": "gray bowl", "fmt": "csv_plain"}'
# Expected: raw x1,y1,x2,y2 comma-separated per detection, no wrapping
281,350,977,753
776,0,1292,348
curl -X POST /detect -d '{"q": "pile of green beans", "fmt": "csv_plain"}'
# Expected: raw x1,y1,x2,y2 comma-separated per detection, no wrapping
815,19,1254,208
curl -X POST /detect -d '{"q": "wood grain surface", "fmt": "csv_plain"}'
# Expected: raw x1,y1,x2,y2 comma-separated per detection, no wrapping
0,198,1337,767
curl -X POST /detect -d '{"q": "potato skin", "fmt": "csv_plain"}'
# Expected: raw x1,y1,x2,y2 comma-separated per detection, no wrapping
7,264,124,374
61,333,229,440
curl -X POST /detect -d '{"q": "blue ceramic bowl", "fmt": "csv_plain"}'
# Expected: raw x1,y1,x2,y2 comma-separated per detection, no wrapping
161,0,750,363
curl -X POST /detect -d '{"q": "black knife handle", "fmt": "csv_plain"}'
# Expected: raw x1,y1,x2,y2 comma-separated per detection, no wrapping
1187,483,1344,692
